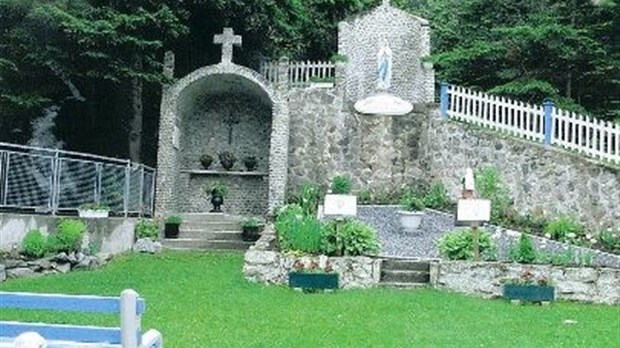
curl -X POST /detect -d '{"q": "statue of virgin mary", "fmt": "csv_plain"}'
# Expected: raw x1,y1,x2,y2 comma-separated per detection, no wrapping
377,41,392,90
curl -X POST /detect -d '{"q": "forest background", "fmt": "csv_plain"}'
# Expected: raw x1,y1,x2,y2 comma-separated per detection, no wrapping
1,0,617,165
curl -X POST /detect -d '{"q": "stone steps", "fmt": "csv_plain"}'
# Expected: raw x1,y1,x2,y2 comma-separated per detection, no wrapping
179,213,243,223
180,221,242,231
161,238,252,251
178,230,243,240
378,258,431,289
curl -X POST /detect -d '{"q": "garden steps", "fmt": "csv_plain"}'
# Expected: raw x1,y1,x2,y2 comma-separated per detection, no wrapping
163,213,252,251
378,258,431,288
161,238,252,251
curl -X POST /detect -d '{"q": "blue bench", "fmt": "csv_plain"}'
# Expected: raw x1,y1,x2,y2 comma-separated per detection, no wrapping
0,289,162,348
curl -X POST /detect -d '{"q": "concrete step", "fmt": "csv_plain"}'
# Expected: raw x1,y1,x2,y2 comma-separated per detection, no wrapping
177,230,243,240
179,213,244,224
161,238,253,251
377,282,429,289
381,259,430,272
181,221,242,231
380,270,430,284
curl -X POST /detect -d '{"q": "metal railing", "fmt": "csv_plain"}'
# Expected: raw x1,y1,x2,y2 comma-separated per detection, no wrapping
0,142,155,216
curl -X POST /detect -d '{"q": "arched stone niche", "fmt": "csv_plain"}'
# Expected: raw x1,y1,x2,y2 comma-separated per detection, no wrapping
156,63,289,216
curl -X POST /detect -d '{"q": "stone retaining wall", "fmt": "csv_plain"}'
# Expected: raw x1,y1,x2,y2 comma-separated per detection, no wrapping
243,228,381,289
432,261,620,305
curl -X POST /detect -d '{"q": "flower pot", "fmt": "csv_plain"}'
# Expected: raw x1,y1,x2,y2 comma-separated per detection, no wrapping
503,284,555,303
164,223,180,239
288,272,339,290
78,209,109,218
398,211,424,232
210,194,224,212
243,156,257,171
242,225,262,242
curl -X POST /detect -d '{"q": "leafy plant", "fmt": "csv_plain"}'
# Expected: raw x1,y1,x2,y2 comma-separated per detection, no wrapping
279,215,324,254
208,181,229,197
598,227,620,254
79,202,110,211
400,190,424,212
544,215,584,242
165,215,182,225
48,219,86,253
299,182,322,217
357,189,372,204
516,233,537,264
438,228,496,261
22,229,47,258
330,175,352,194
242,217,262,228
422,182,452,210
474,167,512,225
504,269,551,286
292,259,334,273
135,219,160,240
322,219,380,256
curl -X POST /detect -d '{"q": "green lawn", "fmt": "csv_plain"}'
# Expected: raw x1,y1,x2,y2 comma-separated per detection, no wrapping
1,251,619,348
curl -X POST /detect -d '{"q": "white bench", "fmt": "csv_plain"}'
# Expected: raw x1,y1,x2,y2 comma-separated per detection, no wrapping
0,289,162,348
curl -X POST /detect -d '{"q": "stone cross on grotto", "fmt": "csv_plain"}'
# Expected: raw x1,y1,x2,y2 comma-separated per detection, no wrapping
213,27,242,64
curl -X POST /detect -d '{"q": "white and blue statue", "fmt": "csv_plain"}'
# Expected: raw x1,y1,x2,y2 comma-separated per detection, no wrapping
377,41,392,90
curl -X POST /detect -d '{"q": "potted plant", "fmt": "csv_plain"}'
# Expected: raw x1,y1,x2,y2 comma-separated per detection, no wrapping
164,215,182,239
241,217,264,241
78,203,110,218
200,153,213,169
243,156,257,171
398,190,425,232
503,269,555,304
207,181,228,213
218,151,236,171
288,260,339,291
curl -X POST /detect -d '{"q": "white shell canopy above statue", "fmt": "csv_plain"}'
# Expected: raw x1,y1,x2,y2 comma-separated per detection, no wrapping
354,41,413,116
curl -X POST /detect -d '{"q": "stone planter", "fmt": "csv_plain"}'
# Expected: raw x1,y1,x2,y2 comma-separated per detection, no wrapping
503,284,555,303
398,211,424,232
78,210,109,218
164,223,180,239
210,195,224,212
242,225,262,242
289,272,339,290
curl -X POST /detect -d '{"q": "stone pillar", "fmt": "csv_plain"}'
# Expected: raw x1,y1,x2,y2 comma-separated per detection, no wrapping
335,61,347,103
420,23,435,103
267,57,291,215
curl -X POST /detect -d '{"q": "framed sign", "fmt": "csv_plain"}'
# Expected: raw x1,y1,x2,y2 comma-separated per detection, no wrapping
323,194,357,217
456,199,491,222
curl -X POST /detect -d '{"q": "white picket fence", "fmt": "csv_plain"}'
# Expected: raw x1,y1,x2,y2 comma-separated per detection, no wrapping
442,84,620,164
259,60,336,87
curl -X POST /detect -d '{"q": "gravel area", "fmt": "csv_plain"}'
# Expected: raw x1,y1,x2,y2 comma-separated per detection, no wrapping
356,205,620,268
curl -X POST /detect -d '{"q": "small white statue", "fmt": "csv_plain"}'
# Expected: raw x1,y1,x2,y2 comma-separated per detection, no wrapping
377,41,393,91
463,167,475,191
14,332,47,348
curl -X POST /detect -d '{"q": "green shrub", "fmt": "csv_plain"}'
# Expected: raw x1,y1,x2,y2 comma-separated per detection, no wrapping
516,233,537,264
299,182,322,217
422,182,452,210
322,219,380,256
279,215,324,254
475,167,512,225
331,175,352,194
48,219,86,253
22,229,47,258
438,228,496,261
399,190,424,212
599,227,620,254
135,219,160,240
165,215,182,225
544,215,584,242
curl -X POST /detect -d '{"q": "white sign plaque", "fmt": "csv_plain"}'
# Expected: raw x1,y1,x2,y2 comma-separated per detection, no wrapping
323,194,357,216
456,199,491,222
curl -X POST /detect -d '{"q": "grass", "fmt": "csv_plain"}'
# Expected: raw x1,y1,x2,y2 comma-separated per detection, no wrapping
1,251,619,347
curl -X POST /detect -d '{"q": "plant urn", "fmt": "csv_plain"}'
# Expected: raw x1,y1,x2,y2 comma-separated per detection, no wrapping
243,156,257,171
200,154,213,169
211,194,224,213
242,225,261,242
398,210,424,232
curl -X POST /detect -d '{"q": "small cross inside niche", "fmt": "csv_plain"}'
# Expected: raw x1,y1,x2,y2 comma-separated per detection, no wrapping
224,111,240,145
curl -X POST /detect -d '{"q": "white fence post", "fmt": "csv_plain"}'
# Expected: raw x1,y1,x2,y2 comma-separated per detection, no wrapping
120,289,140,348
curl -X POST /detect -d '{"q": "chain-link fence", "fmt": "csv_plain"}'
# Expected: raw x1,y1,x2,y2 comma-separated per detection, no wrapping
0,142,155,216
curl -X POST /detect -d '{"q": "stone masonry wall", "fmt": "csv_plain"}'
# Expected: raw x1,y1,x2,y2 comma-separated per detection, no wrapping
432,261,620,305
287,87,431,193
338,3,434,104
425,117,620,229
243,227,381,289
